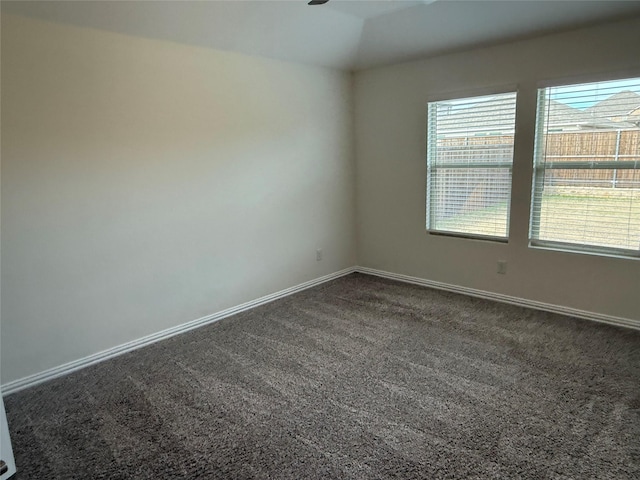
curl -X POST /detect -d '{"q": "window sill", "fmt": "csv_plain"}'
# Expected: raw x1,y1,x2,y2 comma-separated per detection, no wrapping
529,241,640,260
428,230,509,244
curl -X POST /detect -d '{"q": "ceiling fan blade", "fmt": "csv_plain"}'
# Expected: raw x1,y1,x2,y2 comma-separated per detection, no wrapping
308,0,330,5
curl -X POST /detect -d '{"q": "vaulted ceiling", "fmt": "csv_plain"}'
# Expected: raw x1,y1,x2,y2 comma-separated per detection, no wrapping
3,0,640,71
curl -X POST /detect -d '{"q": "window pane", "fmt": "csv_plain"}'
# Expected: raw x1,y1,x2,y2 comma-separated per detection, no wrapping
530,77,640,256
427,92,517,239
430,167,511,237
532,169,640,251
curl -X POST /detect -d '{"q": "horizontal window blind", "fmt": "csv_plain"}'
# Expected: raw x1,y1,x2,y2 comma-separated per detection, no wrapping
427,92,517,239
530,78,640,256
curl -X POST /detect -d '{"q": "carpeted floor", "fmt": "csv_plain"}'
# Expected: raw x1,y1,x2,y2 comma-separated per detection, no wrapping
5,273,640,479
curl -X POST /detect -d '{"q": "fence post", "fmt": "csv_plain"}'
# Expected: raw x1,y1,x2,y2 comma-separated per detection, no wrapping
612,129,621,188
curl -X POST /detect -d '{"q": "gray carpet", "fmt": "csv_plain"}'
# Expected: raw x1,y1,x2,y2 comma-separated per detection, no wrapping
5,273,640,479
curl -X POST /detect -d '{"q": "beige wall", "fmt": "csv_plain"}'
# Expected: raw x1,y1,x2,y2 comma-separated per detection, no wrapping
1,15,356,384
354,18,640,323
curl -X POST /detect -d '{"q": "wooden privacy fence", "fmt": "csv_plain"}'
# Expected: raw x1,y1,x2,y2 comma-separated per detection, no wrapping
432,129,640,218
432,135,513,217
542,129,640,188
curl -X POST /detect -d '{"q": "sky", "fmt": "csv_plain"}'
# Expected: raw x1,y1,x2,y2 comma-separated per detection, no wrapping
435,77,640,113
549,77,640,110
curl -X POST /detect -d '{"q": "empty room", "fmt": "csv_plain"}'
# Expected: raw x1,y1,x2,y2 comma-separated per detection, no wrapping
1,1,639,478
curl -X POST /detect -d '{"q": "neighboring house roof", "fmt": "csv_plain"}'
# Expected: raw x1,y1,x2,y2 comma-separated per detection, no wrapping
435,90,640,136
546,100,595,129
628,106,640,127
436,96,516,136
586,90,640,120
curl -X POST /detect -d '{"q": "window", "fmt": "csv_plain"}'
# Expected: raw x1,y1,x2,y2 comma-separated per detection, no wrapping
530,77,640,257
427,91,517,240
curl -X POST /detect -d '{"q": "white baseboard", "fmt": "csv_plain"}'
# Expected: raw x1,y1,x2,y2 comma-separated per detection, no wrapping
4,265,636,396
1,267,357,396
355,266,639,332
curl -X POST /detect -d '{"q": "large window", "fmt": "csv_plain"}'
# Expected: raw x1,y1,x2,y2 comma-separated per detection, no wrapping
530,78,640,256
427,91,517,240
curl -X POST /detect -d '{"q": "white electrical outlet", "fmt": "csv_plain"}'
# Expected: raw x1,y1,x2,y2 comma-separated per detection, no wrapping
497,260,507,274
316,249,323,261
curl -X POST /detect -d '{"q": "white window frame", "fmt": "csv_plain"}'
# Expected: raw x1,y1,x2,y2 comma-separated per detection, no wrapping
528,75,640,259
426,86,518,242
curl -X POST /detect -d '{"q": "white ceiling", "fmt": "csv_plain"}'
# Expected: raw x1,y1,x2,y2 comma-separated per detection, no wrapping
327,0,429,19
3,1,640,71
